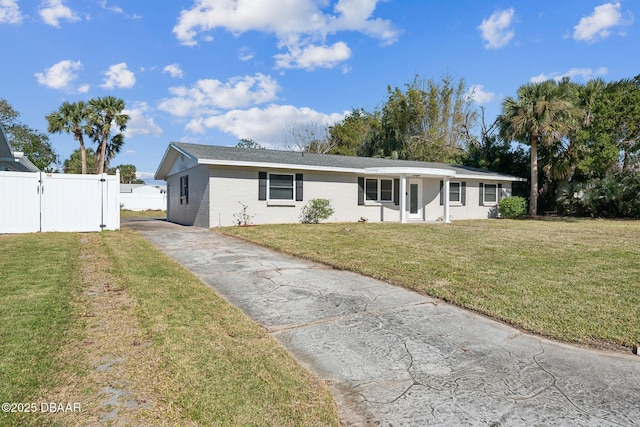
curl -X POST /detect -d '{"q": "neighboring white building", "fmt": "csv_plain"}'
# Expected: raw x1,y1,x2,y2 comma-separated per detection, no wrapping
120,184,167,211
155,142,525,228
0,123,39,172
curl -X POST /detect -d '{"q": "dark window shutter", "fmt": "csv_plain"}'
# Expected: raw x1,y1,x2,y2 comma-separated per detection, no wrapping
498,183,503,202
185,175,189,204
295,174,303,201
393,178,400,205
358,177,365,206
258,171,267,200
479,182,484,206
439,180,444,205
461,182,466,206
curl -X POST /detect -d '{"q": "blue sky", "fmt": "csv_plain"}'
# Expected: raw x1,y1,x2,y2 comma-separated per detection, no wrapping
1,1,637,181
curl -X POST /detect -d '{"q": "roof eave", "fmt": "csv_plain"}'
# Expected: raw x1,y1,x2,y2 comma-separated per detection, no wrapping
0,153,40,172
454,173,526,182
364,167,456,178
155,143,199,180
17,153,40,172
197,158,362,174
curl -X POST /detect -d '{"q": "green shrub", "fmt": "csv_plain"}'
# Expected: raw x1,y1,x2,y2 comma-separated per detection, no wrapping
498,196,527,219
579,172,640,218
300,199,335,224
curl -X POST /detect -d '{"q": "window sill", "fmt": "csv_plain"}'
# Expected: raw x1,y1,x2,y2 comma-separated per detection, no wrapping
365,201,395,206
267,200,296,207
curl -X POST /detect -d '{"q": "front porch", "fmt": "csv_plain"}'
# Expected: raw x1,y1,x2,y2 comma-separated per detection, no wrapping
364,167,456,223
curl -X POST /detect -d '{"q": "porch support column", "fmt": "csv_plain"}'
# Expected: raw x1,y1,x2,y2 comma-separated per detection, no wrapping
399,174,407,223
444,176,451,223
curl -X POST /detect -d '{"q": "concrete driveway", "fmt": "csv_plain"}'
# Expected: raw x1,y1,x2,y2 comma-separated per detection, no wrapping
123,218,640,426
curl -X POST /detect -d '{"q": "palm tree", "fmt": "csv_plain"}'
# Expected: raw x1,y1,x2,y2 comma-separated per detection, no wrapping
550,79,606,183
46,101,90,174
88,96,128,175
498,80,581,216
103,133,124,171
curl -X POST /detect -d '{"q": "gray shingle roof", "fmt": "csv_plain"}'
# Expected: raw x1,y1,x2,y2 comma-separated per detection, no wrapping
169,142,522,180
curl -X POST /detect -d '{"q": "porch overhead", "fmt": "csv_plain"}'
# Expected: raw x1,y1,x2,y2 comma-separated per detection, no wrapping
364,167,454,224
364,167,456,178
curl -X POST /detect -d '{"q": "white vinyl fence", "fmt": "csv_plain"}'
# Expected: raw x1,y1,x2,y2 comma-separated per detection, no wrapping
120,186,167,211
0,171,120,234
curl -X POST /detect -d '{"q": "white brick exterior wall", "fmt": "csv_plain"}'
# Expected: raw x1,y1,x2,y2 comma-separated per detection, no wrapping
423,180,512,221
166,164,211,227
166,164,513,227
209,166,371,226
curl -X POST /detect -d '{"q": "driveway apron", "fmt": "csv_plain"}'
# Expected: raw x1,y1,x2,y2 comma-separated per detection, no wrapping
124,218,640,426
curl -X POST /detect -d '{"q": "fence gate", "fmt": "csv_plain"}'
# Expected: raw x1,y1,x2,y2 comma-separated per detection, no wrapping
0,171,120,234
0,171,40,233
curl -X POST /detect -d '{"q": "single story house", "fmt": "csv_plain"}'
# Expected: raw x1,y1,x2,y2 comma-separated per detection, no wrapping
120,184,167,211
155,142,525,227
0,124,39,172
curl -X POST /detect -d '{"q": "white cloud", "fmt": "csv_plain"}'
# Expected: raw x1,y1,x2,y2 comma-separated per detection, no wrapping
34,59,82,89
329,0,399,45
101,63,136,89
98,0,123,14
573,2,632,43
162,63,184,79
530,67,608,83
172,0,398,69
0,0,23,24
478,8,516,49
274,41,352,70
78,84,90,93
239,47,254,61
123,102,163,137
467,85,495,104
158,73,279,117
39,0,80,27
136,171,156,181
185,104,344,147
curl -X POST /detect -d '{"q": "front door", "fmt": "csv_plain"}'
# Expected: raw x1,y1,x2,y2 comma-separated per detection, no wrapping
408,179,422,220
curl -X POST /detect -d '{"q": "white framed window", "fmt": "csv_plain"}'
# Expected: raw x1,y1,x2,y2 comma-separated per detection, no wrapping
269,173,294,200
365,178,394,202
484,183,497,203
449,182,461,203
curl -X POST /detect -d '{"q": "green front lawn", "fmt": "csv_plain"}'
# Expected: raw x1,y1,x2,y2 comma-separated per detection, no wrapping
221,219,640,350
102,229,338,425
0,231,338,426
120,209,166,218
0,233,80,426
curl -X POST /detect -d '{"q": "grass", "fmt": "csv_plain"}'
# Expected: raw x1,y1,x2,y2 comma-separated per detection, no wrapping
220,219,640,350
0,230,338,426
120,209,166,218
101,228,338,425
0,233,81,426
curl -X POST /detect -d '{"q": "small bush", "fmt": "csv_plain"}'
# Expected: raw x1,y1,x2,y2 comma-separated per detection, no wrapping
498,196,527,219
233,202,255,226
300,199,334,224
